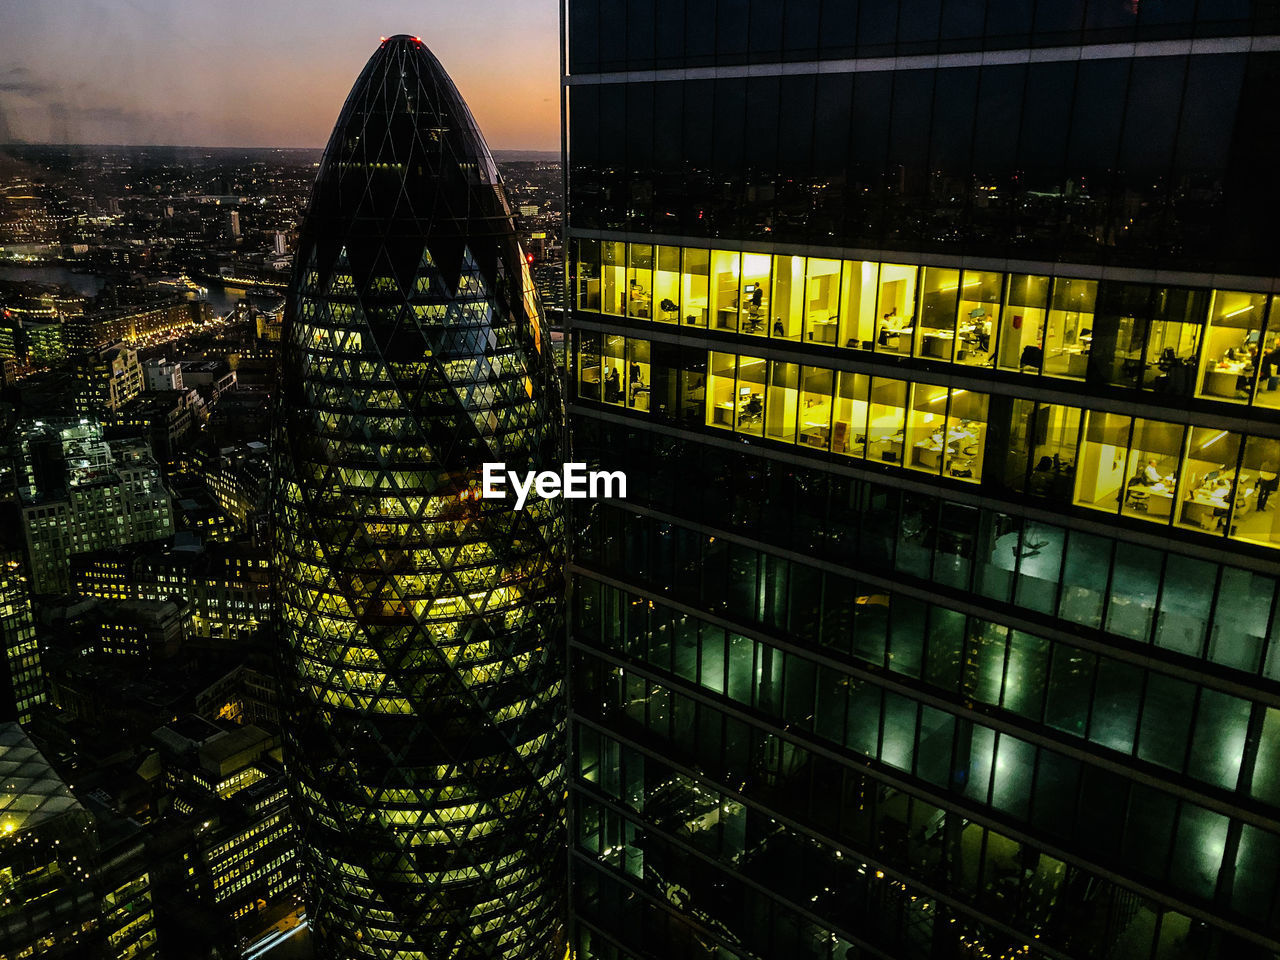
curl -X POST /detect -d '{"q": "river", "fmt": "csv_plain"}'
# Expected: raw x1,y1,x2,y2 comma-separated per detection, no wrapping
0,263,282,316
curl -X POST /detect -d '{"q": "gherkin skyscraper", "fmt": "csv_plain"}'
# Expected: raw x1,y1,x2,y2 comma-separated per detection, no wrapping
272,36,565,959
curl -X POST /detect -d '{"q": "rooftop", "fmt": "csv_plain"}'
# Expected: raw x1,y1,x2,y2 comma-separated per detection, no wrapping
0,723,84,835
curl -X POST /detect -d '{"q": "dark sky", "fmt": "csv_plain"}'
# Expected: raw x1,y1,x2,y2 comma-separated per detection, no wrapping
0,0,561,150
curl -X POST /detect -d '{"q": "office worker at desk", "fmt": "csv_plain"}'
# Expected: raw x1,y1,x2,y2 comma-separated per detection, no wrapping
1129,459,1162,486
603,365,622,403
877,308,906,346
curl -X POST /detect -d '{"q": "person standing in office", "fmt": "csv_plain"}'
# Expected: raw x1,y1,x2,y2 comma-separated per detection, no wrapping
1261,340,1280,392
1258,461,1279,511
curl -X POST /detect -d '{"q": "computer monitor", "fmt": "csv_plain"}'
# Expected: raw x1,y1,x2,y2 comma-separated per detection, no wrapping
1204,469,1221,483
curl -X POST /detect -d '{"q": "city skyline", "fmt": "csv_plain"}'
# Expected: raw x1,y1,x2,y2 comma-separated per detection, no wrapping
0,0,560,151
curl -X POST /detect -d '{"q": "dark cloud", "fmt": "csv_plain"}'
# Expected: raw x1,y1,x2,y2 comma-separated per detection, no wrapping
0,67,47,96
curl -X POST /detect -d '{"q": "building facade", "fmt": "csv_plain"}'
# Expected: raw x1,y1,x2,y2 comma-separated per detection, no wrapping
19,423,173,595
74,345,144,418
273,35,566,959
0,553,44,724
564,4,1280,960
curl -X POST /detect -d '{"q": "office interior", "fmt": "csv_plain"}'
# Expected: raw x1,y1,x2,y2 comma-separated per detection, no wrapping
576,240,1280,411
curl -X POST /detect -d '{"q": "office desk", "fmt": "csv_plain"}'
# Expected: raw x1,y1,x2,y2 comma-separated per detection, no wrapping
921,331,955,359
1181,499,1218,530
808,319,838,344
1182,479,1257,528
878,327,914,352
1203,366,1246,398
714,308,738,330
628,293,651,319
1063,348,1089,378
713,401,736,425
1145,484,1175,518
800,422,830,447
913,442,942,469
869,435,904,463
684,296,708,326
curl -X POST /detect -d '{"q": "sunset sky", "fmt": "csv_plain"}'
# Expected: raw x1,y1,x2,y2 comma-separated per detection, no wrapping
0,0,561,151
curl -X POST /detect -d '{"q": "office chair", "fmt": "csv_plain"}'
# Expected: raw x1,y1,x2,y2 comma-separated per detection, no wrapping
1020,345,1043,370
1125,487,1150,512
739,394,764,426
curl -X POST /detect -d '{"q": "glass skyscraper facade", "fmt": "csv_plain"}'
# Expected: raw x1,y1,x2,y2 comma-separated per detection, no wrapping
273,36,565,959
564,4,1280,960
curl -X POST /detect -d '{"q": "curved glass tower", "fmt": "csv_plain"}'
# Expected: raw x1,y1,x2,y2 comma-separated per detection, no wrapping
273,35,564,959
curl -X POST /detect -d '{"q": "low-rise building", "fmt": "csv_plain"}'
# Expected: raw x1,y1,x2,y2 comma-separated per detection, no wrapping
69,537,269,642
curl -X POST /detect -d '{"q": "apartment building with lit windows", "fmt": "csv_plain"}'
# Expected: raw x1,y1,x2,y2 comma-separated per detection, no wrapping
564,3,1280,959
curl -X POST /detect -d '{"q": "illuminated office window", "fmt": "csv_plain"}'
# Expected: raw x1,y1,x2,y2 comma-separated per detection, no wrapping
626,339,651,413
681,248,710,327
1074,412,1133,514
601,335,626,406
1253,297,1280,413
626,244,653,320
1233,436,1280,547
710,250,742,332
707,352,739,430
1141,289,1205,395
1198,289,1266,404
739,253,772,337
1043,278,1097,380
576,239,601,312
764,361,799,443
955,271,1001,367
804,258,841,346
916,267,961,360
997,274,1050,373
875,263,917,356
653,246,682,323
867,377,909,464
1176,427,1243,534
838,260,879,350
833,371,870,458
601,240,626,316
735,356,767,436
946,390,989,483
769,254,804,340
1119,419,1185,524
797,366,834,450
905,384,949,476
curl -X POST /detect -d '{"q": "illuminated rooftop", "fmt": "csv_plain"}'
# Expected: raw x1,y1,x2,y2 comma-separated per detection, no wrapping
0,723,83,836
